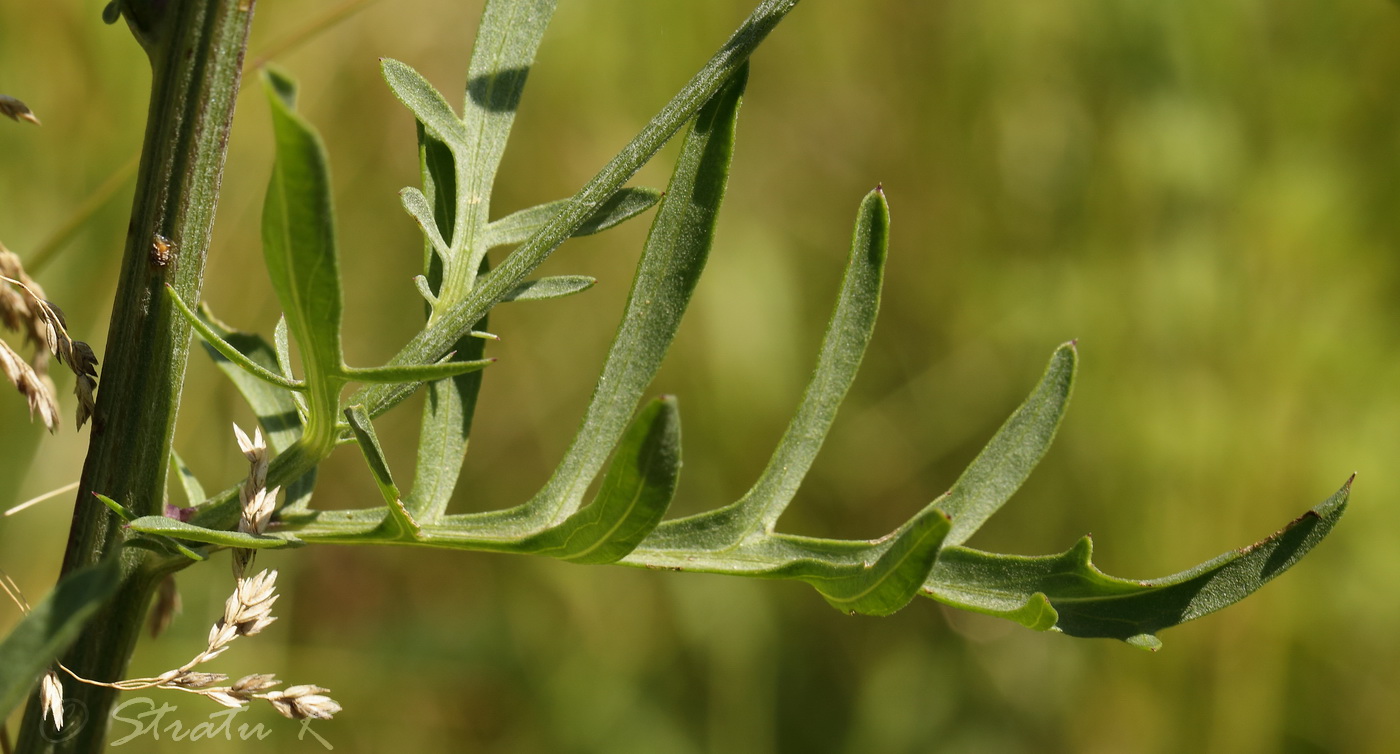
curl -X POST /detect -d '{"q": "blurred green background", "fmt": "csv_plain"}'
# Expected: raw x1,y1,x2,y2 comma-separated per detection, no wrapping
4,0,1400,751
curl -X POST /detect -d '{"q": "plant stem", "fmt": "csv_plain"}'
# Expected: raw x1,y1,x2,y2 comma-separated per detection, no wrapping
13,2,255,751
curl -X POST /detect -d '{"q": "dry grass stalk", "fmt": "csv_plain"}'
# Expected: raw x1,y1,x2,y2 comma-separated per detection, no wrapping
1,244,99,429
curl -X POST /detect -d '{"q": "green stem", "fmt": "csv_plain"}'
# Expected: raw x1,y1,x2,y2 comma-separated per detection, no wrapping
13,2,255,752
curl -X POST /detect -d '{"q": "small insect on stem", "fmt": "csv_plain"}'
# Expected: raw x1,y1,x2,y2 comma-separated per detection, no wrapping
150,234,174,268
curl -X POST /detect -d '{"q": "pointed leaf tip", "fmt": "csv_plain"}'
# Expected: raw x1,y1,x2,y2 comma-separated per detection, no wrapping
261,66,298,110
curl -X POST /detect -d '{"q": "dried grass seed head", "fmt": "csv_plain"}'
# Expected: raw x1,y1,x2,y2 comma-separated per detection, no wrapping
264,685,342,720
40,670,64,729
1,337,59,431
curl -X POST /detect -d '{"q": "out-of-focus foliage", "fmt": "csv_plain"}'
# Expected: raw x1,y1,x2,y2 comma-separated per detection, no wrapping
3,1,1397,751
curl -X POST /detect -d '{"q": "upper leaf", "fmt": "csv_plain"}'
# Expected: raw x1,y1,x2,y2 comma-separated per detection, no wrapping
261,67,346,440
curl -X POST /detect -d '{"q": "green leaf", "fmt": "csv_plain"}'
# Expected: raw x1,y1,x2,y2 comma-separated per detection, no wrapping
522,396,682,564
197,304,318,511
170,450,206,506
484,187,663,249
126,516,302,549
455,0,558,251
343,406,400,503
613,505,950,617
393,0,560,529
512,64,748,528
647,185,889,550
417,121,457,280
261,67,347,443
273,315,296,383
0,560,120,720
500,275,596,302
196,305,308,453
796,504,953,616
400,186,450,259
348,0,803,421
923,479,1351,649
412,275,439,305
404,300,489,523
400,117,472,525
380,58,468,147
168,285,304,391
344,405,421,538
940,342,1076,547
344,357,493,384
92,493,135,522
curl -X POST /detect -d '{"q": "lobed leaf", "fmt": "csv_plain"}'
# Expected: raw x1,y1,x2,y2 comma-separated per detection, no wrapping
0,561,120,720
452,0,559,276
348,0,806,422
398,0,560,527
186,0,806,536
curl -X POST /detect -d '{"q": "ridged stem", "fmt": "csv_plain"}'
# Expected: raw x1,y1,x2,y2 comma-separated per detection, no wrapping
13,2,255,751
